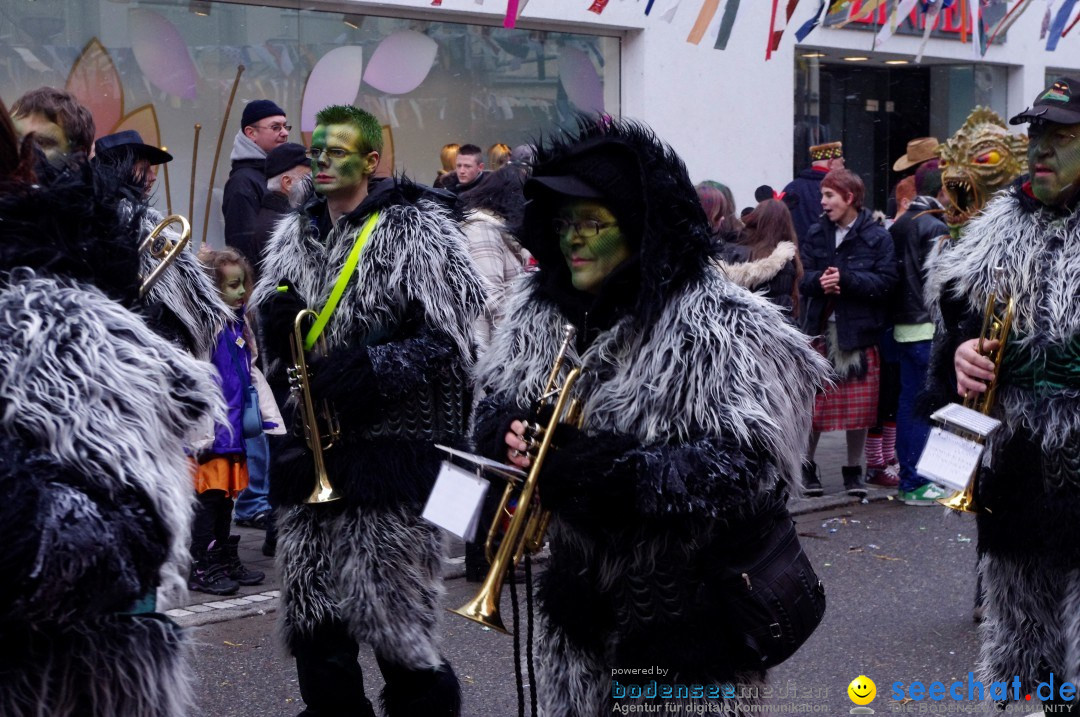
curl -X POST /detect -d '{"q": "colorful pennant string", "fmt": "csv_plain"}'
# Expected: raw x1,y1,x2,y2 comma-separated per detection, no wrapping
589,0,611,13
766,0,802,59
714,0,742,48
795,0,828,41
687,0,721,44
1047,0,1078,48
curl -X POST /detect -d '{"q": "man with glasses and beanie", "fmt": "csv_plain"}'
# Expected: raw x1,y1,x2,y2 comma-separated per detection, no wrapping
224,99,290,254
250,104,484,717
925,77,1080,713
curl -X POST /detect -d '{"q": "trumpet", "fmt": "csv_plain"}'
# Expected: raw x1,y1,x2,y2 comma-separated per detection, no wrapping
938,267,1014,514
288,309,342,504
139,214,190,298
452,324,584,633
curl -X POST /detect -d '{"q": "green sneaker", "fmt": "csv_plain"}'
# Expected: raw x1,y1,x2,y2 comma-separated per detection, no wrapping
897,482,949,506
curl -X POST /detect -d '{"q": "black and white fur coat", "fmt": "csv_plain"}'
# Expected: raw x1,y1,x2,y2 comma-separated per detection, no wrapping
472,120,829,716
250,177,485,668
925,178,1080,695
0,160,221,716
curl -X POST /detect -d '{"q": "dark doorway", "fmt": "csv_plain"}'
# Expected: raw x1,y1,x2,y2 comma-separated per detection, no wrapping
794,62,930,211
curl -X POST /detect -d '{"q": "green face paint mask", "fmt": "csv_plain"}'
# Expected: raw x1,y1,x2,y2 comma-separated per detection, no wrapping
556,200,631,294
1028,121,1080,207
309,123,371,196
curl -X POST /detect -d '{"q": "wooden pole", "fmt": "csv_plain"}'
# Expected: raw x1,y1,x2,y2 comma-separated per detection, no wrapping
202,64,245,246
189,123,201,223
160,146,173,215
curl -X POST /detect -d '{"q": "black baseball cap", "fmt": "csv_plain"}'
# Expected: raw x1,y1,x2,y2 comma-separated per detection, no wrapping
264,142,309,179
1010,76,1080,125
94,130,173,165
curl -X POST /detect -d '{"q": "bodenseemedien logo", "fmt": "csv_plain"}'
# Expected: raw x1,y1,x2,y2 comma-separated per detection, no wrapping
848,675,877,714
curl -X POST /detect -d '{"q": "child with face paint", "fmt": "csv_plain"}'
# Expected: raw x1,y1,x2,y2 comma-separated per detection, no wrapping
926,77,1080,712
187,248,284,596
472,118,830,716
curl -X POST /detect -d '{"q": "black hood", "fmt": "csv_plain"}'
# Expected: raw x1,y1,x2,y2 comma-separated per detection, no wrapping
0,156,147,305
517,116,715,333
303,174,461,239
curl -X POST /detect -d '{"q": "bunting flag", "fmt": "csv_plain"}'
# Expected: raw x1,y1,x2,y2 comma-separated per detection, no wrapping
987,0,1036,46
795,0,828,41
977,0,1009,53
824,0,856,26
874,0,920,48
645,0,657,13
1040,1,1052,40
766,0,802,59
662,0,682,22
687,0,721,44
589,0,612,13
1064,4,1080,33
714,0,742,48
915,0,946,62
503,0,530,28
1047,0,1078,48
837,0,888,27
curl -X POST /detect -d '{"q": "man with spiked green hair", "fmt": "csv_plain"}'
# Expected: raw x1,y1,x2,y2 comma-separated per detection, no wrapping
251,104,485,717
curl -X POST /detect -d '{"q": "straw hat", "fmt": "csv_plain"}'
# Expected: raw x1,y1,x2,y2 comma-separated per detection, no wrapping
893,137,940,172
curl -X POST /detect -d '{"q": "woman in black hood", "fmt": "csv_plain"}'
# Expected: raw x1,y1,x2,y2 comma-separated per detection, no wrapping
471,117,829,715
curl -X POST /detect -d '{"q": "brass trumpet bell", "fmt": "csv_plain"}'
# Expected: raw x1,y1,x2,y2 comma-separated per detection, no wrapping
139,214,191,297
289,309,342,505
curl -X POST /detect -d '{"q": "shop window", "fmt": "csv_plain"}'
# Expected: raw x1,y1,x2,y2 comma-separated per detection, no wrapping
0,1,619,246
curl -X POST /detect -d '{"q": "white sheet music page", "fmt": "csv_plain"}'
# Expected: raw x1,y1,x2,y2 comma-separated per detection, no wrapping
916,428,985,492
930,403,1002,438
422,461,490,541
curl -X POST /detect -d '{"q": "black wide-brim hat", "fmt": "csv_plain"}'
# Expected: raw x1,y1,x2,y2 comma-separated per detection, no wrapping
1010,76,1080,126
94,129,173,165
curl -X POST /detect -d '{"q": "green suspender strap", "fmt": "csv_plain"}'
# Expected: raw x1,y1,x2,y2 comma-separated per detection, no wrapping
303,211,380,351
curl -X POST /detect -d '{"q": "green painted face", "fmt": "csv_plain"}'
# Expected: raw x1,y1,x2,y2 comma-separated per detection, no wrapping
1028,121,1080,207
309,123,375,196
219,263,246,309
556,200,631,294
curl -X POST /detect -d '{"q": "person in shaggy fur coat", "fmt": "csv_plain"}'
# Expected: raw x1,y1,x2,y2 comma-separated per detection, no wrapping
0,100,221,716
471,117,830,716
924,76,1080,713
250,104,486,717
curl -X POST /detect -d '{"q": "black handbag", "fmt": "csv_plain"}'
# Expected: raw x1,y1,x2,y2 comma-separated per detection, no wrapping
718,511,826,670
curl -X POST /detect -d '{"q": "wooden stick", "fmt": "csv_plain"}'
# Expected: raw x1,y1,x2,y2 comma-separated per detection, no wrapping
160,145,173,215
203,64,245,246
189,123,201,222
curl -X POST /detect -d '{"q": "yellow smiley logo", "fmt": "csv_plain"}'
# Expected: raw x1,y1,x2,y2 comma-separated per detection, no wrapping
848,675,877,706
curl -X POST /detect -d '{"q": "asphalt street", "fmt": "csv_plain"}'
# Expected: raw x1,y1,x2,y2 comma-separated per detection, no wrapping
187,484,1020,715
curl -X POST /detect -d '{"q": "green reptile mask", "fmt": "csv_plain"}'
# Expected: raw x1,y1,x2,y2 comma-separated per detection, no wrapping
939,107,1028,235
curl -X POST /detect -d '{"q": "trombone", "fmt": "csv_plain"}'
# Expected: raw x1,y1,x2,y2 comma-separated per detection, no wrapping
938,267,1014,513
288,309,342,504
451,324,584,633
138,214,190,298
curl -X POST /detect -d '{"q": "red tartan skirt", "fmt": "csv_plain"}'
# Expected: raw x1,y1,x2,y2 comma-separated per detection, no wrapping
812,341,880,432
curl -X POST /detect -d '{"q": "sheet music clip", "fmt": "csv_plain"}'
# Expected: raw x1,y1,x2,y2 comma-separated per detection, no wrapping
929,403,1002,444
434,444,526,483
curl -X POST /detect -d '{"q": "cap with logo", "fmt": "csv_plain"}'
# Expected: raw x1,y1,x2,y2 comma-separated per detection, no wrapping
1010,77,1080,126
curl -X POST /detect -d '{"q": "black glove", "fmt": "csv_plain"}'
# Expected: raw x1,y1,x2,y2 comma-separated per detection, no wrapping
260,280,307,363
306,344,383,426
537,426,639,524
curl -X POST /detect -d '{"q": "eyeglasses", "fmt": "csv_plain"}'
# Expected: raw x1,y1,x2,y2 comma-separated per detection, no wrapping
552,218,616,238
306,147,360,160
253,122,291,133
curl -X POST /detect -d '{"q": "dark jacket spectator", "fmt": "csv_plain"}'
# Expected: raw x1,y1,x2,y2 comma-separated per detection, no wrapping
728,198,803,317
247,143,310,266
888,195,946,324
784,167,828,242
800,207,898,350
223,100,288,254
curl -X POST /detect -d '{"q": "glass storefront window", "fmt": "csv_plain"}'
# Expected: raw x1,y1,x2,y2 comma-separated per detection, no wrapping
1,1,620,246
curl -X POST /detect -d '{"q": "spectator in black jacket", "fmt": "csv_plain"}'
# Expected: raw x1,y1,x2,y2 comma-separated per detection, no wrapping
223,100,289,254
799,169,898,498
249,142,310,267
888,167,949,506
783,141,844,243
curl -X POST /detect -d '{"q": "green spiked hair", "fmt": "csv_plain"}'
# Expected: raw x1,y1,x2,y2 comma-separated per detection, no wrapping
314,105,383,154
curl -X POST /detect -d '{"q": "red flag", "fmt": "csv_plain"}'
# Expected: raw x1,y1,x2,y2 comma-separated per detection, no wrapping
766,0,801,59
589,0,612,12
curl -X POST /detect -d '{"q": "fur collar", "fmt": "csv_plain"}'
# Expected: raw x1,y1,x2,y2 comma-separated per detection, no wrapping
715,241,796,289
251,181,485,362
476,269,829,486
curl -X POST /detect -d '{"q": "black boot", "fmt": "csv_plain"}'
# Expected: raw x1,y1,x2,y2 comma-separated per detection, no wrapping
189,540,240,596
223,534,265,586
379,657,461,717
802,461,824,497
263,510,277,558
843,465,867,499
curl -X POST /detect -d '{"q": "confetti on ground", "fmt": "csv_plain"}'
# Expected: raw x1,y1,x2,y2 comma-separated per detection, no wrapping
873,554,905,562
223,641,241,647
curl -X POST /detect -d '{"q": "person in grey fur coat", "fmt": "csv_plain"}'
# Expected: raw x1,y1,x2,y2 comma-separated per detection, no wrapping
924,76,1080,712
471,118,830,716
250,104,485,717
0,103,222,716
